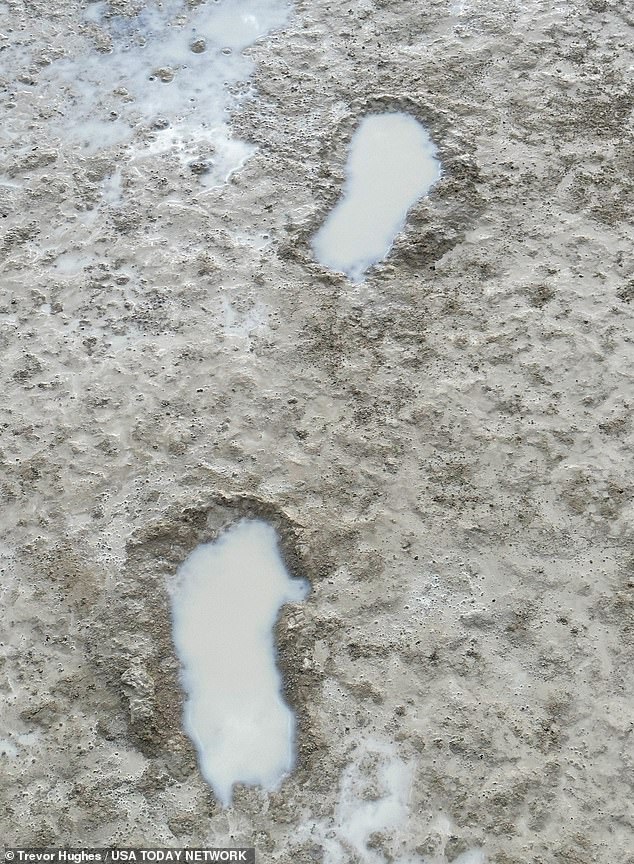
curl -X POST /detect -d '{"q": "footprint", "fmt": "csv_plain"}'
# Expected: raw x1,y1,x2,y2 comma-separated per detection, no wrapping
312,112,441,282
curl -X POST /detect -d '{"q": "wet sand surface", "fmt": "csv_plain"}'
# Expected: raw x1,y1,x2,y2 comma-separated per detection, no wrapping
1,0,633,861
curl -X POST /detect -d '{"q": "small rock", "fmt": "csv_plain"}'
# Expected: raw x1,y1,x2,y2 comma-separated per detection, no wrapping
152,67,175,83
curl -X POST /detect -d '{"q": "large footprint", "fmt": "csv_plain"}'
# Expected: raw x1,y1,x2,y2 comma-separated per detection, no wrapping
169,519,309,806
312,112,441,282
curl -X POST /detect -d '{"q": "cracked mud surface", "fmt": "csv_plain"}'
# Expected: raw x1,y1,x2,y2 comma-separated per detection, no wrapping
1,0,633,861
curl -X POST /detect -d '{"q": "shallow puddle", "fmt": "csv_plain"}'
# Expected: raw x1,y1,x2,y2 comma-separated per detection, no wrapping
312,112,441,281
30,0,290,185
169,519,309,806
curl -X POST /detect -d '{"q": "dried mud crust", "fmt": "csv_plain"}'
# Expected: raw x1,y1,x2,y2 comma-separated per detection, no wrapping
1,0,634,860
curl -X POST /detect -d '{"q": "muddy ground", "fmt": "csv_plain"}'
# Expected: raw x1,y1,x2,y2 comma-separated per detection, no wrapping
1,0,633,861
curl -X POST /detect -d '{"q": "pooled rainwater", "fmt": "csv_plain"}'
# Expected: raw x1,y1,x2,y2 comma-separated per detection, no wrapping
169,519,309,806
312,112,441,281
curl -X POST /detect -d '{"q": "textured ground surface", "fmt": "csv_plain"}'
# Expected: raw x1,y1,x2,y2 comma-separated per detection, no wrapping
1,0,633,861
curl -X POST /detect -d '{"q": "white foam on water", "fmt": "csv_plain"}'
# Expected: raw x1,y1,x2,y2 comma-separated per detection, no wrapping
297,739,415,864
169,519,309,806
298,739,486,864
34,0,289,183
312,112,441,282
329,740,415,864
